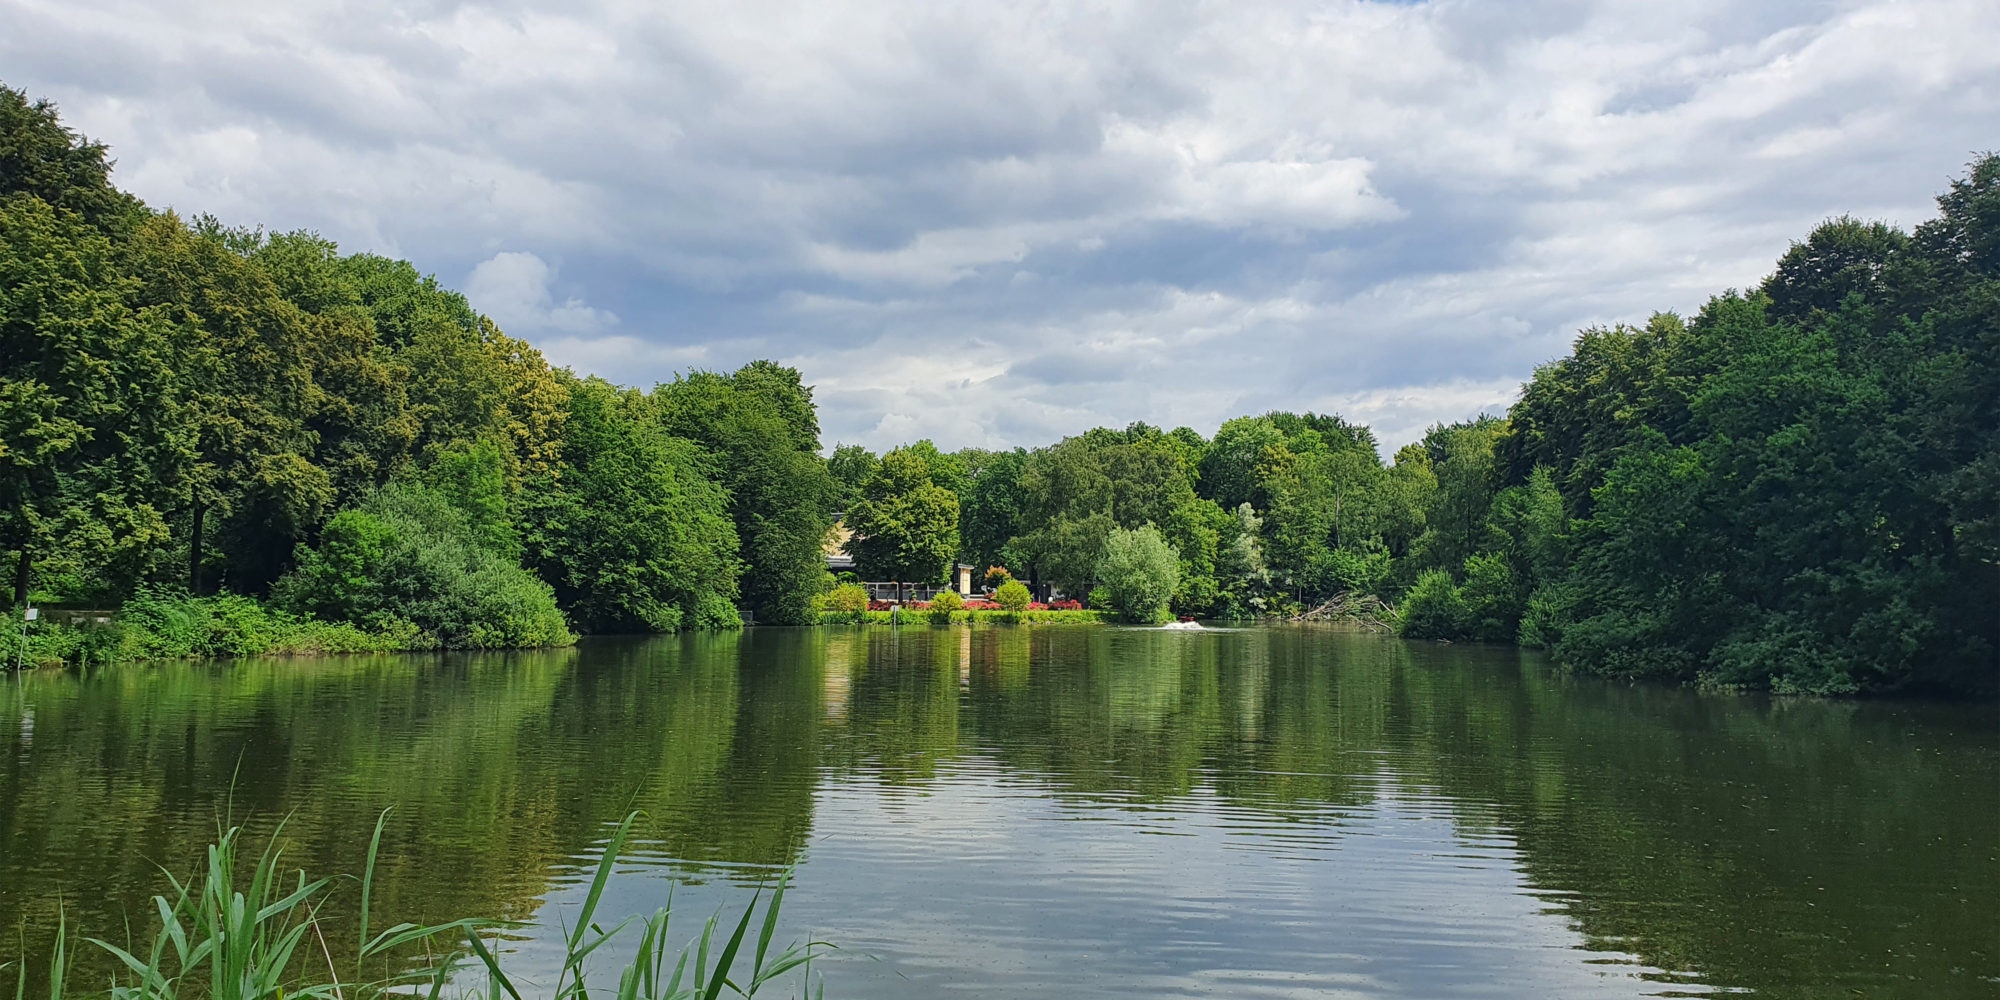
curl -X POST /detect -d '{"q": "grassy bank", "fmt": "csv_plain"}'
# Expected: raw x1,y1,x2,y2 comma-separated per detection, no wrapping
817,608,1110,625
3,591,576,669
7,810,823,1000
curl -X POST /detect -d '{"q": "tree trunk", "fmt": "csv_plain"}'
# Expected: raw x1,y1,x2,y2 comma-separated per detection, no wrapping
189,498,205,596
12,544,28,610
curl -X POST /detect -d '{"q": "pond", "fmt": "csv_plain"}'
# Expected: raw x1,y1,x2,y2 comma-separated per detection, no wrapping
2,625,1995,998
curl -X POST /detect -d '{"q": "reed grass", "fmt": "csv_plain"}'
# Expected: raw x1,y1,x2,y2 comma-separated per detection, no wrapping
10,811,825,1000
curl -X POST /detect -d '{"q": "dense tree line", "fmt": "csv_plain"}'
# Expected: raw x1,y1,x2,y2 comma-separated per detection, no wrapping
0,87,835,646
835,158,1998,695
5,84,1992,693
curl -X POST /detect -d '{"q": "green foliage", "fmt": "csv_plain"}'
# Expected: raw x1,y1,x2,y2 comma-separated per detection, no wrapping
1517,581,1580,649
6,82,1998,693
693,593,745,630
994,579,1032,613
1086,585,1114,611
8,810,826,1000
2,591,420,668
0,88,837,653
1459,552,1522,642
958,448,1028,571
419,440,518,559
825,583,869,623
1007,427,1219,610
521,378,740,633
1397,569,1470,641
656,363,837,625
827,443,877,509
1096,525,1181,624
928,588,964,622
843,447,960,594
275,481,574,648
0,86,142,232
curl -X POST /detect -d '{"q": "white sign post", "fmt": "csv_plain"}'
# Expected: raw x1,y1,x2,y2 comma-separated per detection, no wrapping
10,604,26,671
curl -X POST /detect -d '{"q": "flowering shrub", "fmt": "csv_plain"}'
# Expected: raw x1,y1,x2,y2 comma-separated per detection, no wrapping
1047,599,1082,610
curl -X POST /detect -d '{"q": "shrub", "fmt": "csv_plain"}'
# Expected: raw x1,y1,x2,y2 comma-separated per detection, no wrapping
1096,525,1181,624
1459,552,1523,641
929,589,964,622
826,583,869,622
1398,569,1470,640
3,590,435,668
1086,586,1114,610
994,579,1032,613
982,566,1014,591
693,593,745,630
274,482,574,648
1518,581,1578,648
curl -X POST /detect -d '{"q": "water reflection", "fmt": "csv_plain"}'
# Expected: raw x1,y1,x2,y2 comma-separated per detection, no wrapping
1,626,1994,998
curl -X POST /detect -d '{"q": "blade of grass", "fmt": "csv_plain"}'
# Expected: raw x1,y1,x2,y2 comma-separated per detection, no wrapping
751,869,788,983
463,929,523,1000
700,890,760,1000
357,807,391,977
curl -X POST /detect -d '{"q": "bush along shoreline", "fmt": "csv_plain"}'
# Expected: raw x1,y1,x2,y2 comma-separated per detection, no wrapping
4,589,577,669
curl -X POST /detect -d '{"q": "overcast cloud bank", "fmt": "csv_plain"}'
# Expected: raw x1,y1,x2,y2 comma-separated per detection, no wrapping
5,0,1996,452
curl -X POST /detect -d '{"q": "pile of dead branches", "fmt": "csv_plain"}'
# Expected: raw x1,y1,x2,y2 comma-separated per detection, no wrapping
1291,591,1398,631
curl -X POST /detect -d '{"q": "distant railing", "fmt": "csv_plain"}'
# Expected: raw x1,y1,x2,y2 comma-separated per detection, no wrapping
859,582,968,603
38,608,117,627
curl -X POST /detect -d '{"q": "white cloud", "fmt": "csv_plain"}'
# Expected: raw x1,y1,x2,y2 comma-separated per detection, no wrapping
7,0,1997,454
463,251,618,338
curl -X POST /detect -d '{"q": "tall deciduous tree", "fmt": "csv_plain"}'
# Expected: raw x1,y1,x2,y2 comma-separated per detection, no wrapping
521,377,740,633
656,362,838,625
844,447,959,602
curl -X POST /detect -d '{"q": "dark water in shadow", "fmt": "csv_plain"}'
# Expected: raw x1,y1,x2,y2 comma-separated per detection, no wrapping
2,625,1995,998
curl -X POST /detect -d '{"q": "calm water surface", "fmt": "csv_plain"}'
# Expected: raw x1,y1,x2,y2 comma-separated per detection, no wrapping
2,626,1995,998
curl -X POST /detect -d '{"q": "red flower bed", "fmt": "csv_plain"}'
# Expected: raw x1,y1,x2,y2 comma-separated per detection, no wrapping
1046,599,1083,610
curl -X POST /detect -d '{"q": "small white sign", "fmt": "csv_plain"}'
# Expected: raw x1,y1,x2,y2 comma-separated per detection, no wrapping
23,607,36,621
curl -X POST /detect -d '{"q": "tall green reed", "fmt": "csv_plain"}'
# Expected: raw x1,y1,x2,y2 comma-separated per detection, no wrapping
13,811,826,1000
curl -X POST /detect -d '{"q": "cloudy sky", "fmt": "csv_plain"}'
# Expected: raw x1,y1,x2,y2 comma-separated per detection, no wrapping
5,0,1996,453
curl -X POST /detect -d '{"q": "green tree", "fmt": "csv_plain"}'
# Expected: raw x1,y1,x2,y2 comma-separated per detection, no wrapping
956,446,1028,571
827,443,877,510
0,86,143,233
0,197,181,605
656,362,837,625
1096,525,1181,624
844,446,959,602
521,378,741,632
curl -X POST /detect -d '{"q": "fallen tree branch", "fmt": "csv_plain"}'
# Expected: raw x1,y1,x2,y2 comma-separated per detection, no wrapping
1291,591,1398,631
